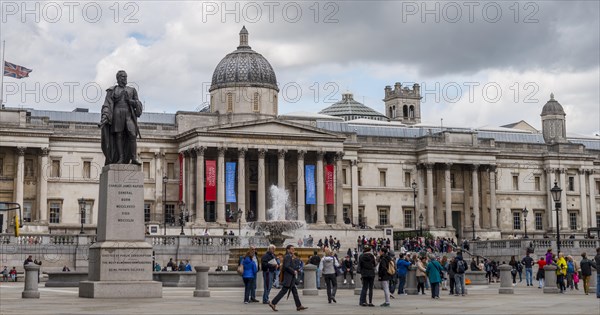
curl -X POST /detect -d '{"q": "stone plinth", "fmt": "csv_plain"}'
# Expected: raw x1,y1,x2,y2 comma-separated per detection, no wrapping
543,265,559,294
466,270,488,285
353,273,362,295
303,264,318,295
79,165,161,298
255,270,264,297
193,266,210,297
405,265,417,295
22,264,40,298
589,270,597,294
498,265,513,294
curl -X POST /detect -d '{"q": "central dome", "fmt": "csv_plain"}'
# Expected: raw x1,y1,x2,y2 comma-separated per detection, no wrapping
209,27,278,92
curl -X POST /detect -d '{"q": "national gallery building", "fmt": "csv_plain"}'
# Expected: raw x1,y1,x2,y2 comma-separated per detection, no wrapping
1,28,598,240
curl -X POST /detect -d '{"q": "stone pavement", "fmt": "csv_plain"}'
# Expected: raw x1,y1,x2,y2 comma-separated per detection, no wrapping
0,282,598,315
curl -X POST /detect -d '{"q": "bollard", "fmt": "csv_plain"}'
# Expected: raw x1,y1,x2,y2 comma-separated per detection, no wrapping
353,273,363,295
193,266,210,297
255,270,264,297
498,264,514,294
589,269,597,294
543,265,559,294
405,265,418,295
302,264,318,295
22,264,40,299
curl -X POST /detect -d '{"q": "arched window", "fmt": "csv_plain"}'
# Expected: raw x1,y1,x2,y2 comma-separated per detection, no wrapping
409,105,415,118
227,93,233,112
403,105,408,118
253,92,260,112
389,106,394,118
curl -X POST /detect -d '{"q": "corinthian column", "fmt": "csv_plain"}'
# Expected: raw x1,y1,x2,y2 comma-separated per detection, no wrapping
426,163,434,228
579,169,588,230
15,147,26,212
472,164,480,229
278,149,286,190
546,168,555,229
38,147,49,223
444,163,452,228
216,147,226,224
316,151,325,225
238,148,247,223
297,150,306,222
589,170,597,228
257,149,266,222
559,169,568,230
489,165,497,229
335,152,345,225
195,147,206,224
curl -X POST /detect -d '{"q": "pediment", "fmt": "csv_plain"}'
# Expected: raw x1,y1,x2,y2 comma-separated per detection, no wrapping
206,119,342,139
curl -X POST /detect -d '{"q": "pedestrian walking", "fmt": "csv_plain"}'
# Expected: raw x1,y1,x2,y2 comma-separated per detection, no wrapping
319,247,340,303
268,245,308,312
426,255,443,299
579,252,594,295
416,256,427,295
377,247,393,307
261,244,278,304
556,252,567,294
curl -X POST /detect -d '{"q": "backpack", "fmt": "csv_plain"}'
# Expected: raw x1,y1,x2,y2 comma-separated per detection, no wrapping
567,261,574,273
456,259,466,274
387,259,396,276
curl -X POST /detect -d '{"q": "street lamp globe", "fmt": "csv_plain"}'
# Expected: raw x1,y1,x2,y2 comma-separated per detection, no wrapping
411,181,417,190
551,182,562,203
163,176,168,184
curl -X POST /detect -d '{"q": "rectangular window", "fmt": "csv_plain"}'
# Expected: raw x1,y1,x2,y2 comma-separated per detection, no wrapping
378,207,389,226
358,206,365,226
51,160,60,178
0,158,3,176
25,159,34,177
535,212,543,230
167,163,175,179
512,175,519,190
534,176,541,191
143,162,150,179
343,168,348,185
49,202,61,223
513,211,521,230
404,172,411,188
597,214,600,229
253,92,259,112
568,176,575,191
569,212,577,230
23,201,32,222
596,181,600,195
379,170,387,187
357,169,362,186
144,203,151,222
343,206,349,223
83,161,91,179
450,173,456,189
227,93,233,112
165,204,175,225
404,209,414,229
81,201,92,224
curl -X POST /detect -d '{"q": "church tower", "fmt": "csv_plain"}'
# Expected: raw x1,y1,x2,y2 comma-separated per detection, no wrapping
383,82,422,124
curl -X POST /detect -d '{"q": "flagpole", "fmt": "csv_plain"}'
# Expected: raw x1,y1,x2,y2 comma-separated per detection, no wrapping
0,40,5,107
0,40,6,109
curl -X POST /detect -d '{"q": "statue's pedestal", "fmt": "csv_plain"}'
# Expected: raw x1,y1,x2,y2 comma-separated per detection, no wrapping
79,165,161,298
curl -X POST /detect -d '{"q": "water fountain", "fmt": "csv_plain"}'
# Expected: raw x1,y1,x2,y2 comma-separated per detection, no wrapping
246,185,305,247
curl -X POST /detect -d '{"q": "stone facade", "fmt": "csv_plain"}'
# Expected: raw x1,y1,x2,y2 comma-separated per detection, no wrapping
1,28,598,241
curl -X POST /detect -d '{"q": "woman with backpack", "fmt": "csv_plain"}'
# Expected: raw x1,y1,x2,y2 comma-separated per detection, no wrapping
377,247,393,307
319,248,340,304
566,255,579,290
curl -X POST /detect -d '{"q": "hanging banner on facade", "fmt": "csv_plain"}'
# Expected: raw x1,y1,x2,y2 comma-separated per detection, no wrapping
205,160,216,201
325,164,334,204
179,152,184,203
305,165,316,205
225,162,237,203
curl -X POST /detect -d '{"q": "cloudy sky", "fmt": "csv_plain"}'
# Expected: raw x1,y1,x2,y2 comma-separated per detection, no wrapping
1,1,599,135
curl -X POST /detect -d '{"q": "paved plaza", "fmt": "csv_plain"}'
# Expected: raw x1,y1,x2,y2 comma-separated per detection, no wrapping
1,282,598,315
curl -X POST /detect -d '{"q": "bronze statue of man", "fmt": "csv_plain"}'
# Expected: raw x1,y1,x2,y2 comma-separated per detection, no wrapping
99,70,142,165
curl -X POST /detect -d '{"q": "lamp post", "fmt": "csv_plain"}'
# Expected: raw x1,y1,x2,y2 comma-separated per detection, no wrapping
550,181,562,253
163,175,168,236
78,197,85,234
523,207,529,239
412,181,417,230
470,212,476,240
237,208,243,237
179,202,187,236
418,213,424,237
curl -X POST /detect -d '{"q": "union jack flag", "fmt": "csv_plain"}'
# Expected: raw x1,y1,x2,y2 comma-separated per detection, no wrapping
4,61,32,79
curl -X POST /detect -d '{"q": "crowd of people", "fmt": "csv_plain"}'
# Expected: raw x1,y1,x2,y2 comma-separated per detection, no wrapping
154,258,193,272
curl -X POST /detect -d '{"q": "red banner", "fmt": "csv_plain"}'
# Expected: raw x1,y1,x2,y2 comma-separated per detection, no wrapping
205,160,217,202
325,164,334,204
179,152,184,203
